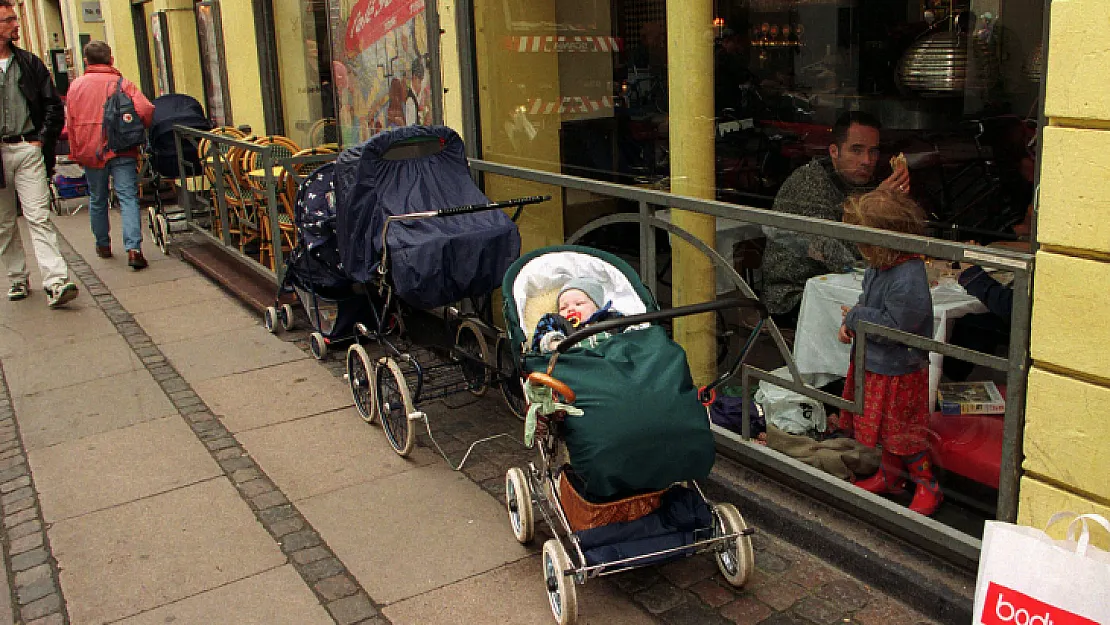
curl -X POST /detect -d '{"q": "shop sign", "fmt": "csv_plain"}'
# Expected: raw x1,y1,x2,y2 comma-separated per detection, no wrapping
81,1,103,23
506,36,623,54
345,0,424,54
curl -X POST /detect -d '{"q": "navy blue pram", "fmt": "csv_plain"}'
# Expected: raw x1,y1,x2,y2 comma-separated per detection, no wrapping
265,162,372,359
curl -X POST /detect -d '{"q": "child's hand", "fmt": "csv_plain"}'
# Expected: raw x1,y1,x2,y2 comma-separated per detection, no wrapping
840,305,851,319
838,324,854,344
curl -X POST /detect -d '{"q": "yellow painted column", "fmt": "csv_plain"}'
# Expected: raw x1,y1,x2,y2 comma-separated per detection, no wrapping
667,0,716,386
1017,0,1110,548
101,0,140,86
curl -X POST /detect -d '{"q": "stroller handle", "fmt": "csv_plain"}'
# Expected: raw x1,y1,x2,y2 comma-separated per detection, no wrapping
555,297,768,354
436,195,550,218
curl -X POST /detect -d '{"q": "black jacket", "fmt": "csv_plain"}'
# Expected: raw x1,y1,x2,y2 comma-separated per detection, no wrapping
5,45,64,178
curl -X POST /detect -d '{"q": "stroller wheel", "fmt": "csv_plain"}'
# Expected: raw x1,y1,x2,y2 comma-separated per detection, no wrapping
146,207,157,236
156,214,170,254
455,320,489,396
375,357,416,457
713,503,754,587
280,303,296,332
264,306,279,334
309,332,328,360
542,539,578,625
505,467,534,544
495,335,526,419
347,344,378,425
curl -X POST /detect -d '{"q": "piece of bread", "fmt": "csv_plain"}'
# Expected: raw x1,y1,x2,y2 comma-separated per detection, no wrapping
890,152,908,170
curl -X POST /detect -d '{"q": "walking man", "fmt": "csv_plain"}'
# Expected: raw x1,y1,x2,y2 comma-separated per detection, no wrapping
0,0,78,306
65,40,153,269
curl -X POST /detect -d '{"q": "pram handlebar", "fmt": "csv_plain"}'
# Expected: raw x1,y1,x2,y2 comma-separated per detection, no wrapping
555,297,768,354
435,195,550,218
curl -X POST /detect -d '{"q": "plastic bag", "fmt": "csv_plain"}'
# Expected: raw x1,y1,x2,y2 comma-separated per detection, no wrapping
754,369,826,436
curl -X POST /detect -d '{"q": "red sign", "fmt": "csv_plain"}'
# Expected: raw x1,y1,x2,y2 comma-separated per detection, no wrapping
980,583,1098,625
344,0,425,55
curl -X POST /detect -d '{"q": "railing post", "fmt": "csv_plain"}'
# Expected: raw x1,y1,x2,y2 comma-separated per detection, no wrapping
639,200,657,298
173,128,192,223
263,146,283,281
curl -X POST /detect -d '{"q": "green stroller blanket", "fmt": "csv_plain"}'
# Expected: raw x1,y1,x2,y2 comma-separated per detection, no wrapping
528,325,716,501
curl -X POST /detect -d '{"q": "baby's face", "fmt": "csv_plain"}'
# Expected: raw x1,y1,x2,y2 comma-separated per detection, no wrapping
557,289,598,326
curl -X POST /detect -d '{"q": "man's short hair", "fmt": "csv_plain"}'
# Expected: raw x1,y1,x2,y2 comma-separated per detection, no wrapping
832,111,881,146
0,1,13,8
83,41,112,66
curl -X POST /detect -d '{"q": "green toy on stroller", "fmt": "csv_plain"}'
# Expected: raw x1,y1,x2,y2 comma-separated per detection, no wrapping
499,245,768,625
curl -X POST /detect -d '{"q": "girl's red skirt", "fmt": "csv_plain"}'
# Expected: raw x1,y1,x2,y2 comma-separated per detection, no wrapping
839,361,929,455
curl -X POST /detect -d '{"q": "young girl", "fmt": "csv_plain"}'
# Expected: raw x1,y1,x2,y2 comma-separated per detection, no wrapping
838,190,941,516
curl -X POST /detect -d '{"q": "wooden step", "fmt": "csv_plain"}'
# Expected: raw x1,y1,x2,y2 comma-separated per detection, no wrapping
180,241,279,314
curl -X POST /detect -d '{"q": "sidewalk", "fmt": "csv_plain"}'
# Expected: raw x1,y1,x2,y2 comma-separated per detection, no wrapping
0,210,947,624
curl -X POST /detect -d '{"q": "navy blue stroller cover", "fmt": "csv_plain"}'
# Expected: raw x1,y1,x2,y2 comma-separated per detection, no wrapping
149,94,212,178
335,126,521,309
287,162,350,293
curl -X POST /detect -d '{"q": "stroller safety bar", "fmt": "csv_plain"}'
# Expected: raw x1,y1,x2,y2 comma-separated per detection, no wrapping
555,297,767,354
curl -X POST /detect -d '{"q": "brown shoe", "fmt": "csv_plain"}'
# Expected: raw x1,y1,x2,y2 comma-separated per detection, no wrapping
127,250,148,270
96,246,112,258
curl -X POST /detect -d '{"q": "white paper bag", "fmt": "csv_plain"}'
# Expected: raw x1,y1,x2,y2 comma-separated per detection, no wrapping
973,512,1110,624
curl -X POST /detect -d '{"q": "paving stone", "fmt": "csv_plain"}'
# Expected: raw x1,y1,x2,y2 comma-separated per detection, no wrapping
659,555,719,588
754,579,808,612
238,479,275,498
851,595,926,625
10,530,44,553
4,493,35,514
8,520,42,540
0,464,29,482
16,577,56,605
14,563,52,587
251,490,289,510
26,613,64,625
635,581,689,614
0,454,24,470
325,593,377,625
720,596,774,625
2,486,34,506
792,596,846,625
610,567,662,594
291,546,331,565
5,507,38,529
11,547,48,572
690,579,738,608
258,504,296,524
814,579,871,612
205,437,239,451
1,474,32,493
780,558,843,590
315,574,359,601
755,551,790,574
228,466,260,482
301,556,345,582
19,593,61,622
756,613,807,625
213,447,244,461
661,600,732,625
280,529,322,553
269,516,305,538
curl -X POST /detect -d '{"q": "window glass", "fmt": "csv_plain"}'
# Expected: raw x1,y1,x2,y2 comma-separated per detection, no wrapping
328,0,434,145
272,0,338,147
196,3,229,127
472,0,1044,537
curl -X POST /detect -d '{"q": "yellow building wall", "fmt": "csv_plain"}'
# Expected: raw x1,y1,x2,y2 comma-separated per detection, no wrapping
99,0,139,85
1020,0,1110,551
213,1,265,135
36,0,64,55
438,0,463,132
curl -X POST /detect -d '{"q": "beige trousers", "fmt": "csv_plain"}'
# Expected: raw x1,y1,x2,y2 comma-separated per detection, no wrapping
0,141,69,289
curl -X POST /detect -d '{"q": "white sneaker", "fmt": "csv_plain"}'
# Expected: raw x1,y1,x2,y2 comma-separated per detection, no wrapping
46,282,78,308
7,282,29,301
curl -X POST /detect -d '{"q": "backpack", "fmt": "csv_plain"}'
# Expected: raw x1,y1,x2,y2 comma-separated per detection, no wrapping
102,77,145,153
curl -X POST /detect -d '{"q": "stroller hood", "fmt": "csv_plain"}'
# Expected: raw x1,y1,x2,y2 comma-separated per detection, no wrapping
149,94,212,178
336,126,520,309
287,162,351,292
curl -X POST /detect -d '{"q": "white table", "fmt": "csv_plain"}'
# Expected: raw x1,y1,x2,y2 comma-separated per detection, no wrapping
793,271,988,402
656,209,763,294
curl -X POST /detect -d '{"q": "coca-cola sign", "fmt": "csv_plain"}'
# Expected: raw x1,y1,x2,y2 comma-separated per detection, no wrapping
344,0,425,54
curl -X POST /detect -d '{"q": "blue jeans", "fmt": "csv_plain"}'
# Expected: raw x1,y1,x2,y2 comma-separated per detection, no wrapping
86,156,142,252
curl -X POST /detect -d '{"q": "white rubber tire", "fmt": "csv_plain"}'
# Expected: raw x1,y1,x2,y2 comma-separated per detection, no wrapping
505,467,534,544
347,344,377,424
542,539,578,625
309,332,328,360
375,357,416,457
713,503,754,587
263,306,278,334
280,303,296,331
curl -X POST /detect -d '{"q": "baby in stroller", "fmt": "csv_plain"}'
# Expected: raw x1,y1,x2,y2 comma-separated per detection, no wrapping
531,277,628,353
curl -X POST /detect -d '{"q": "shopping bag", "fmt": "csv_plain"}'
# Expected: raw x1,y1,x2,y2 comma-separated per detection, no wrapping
972,512,1110,624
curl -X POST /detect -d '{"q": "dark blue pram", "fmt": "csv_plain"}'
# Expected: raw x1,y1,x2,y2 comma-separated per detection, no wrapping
264,161,373,360
143,94,214,253
291,126,547,457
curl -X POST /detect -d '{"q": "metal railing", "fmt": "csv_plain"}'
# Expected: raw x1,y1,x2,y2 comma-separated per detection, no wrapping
469,157,1032,567
171,126,337,284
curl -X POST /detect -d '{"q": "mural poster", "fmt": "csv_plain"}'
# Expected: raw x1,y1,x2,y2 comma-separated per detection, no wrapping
330,0,433,145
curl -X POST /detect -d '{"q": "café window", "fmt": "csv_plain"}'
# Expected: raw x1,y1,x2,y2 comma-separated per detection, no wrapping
195,1,231,127
327,0,436,146
271,0,339,147
471,0,1044,539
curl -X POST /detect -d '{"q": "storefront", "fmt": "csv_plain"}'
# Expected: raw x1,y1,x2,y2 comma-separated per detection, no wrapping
17,0,1106,564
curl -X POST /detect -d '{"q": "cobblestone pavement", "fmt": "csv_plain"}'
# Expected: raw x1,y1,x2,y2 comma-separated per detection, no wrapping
0,211,947,624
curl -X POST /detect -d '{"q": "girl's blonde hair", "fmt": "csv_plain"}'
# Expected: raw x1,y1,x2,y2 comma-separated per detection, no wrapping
842,190,926,268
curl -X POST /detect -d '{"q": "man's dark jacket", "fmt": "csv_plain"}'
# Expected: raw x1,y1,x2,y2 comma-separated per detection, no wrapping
1,45,64,187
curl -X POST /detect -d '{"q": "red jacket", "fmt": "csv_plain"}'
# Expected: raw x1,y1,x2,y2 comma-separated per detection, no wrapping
64,65,154,169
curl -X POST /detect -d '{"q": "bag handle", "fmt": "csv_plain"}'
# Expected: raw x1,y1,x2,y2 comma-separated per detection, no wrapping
1046,512,1110,556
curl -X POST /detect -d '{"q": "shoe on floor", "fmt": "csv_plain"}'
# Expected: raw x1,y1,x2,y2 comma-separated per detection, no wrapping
96,245,112,258
128,249,148,270
46,282,78,308
7,282,29,301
